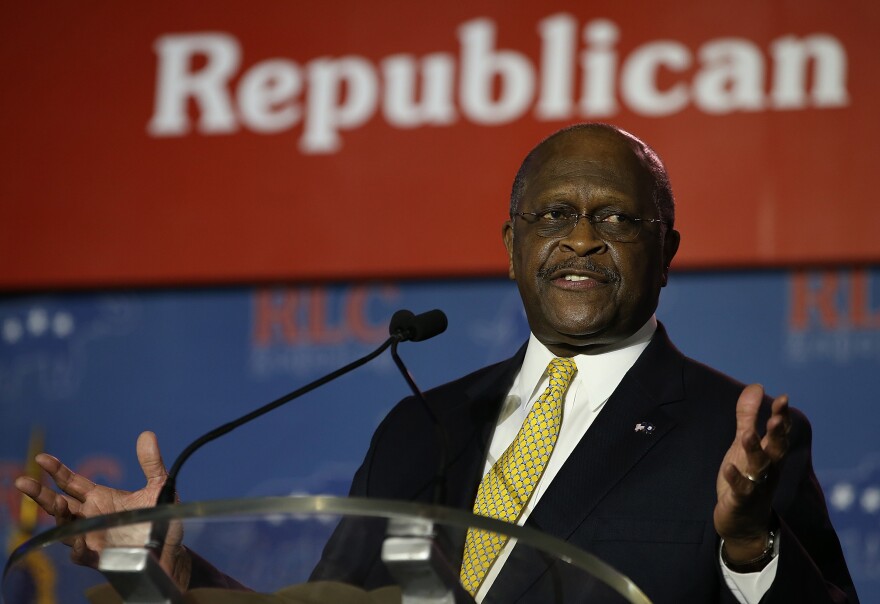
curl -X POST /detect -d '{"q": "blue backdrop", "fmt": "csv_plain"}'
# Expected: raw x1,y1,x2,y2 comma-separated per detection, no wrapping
2,267,878,599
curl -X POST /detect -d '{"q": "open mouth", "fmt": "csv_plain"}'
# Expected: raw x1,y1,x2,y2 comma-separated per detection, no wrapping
549,271,610,290
548,268,610,283
538,259,618,285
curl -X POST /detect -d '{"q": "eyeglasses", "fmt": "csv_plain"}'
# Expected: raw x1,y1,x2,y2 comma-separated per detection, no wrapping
513,208,667,242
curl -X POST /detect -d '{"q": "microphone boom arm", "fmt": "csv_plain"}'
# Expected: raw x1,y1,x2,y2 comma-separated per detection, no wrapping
147,308,448,553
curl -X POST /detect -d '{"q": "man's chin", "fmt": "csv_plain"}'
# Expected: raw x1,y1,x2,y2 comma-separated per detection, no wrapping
537,321,618,351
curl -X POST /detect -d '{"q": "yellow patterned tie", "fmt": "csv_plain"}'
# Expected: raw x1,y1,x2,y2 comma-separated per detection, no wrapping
460,357,577,596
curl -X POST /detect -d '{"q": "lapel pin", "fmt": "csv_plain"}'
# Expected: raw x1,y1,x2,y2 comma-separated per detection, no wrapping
634,422,655,434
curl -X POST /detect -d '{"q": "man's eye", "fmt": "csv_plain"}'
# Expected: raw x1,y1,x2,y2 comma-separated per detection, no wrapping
602,213,632,224
539,209,569,221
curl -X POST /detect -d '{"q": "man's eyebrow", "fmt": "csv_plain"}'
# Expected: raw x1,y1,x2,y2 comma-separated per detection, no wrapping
533,184,634,204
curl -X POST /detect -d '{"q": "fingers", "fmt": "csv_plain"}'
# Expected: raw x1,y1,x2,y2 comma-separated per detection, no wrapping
723,460,768,502
52,492,77,524
741,428,772,484
733,385,770,477
722,463,750,503
734,384,764,436
14,475,82,519
33,453,97,503
716,386,790,545
14,475,45,500
762,395,790,462
136,431,169,484
70,536,100,568
734,385,792,474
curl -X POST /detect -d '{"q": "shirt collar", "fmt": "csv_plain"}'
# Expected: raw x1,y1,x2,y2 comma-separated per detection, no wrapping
513,316,658,412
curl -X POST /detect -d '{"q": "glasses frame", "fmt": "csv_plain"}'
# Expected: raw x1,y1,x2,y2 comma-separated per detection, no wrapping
513,210,668,242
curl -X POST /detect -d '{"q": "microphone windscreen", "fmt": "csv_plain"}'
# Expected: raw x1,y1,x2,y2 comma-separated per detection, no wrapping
389,309,416,338
409,309,448,342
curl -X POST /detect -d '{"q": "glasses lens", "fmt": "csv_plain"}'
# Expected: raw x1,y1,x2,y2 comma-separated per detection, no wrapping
529,214,642,242
593,219,641,242
535,219,572,238
519,212,652,242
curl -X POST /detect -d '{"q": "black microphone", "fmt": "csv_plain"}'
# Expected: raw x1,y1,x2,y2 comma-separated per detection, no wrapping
147,308,447,554
390,308,448,342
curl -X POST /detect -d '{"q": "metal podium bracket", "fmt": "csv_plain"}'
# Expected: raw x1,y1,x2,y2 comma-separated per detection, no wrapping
381,517,457,604
98,547,184,604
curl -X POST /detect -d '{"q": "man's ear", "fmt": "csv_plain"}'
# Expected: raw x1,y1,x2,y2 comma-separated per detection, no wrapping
502,220,515,280
661,228,681,286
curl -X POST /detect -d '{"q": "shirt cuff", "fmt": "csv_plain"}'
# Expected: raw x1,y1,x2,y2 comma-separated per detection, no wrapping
718,533,780,604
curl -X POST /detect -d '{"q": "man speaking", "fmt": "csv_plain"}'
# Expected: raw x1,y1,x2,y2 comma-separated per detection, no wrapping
16,123,857,603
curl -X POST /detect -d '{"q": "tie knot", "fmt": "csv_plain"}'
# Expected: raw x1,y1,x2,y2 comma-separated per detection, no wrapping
547,357,577,384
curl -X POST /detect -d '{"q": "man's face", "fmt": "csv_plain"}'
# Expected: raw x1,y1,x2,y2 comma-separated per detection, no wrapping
503,128,680,356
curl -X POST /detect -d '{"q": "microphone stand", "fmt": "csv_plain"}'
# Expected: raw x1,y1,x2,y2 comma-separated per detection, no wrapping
104,309,456,604
147,309,447,553
390,339,448,505
146,337,396,553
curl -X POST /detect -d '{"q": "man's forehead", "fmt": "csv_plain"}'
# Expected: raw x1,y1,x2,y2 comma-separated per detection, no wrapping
530,156,624,179
521,137,651,199
527,159,629,193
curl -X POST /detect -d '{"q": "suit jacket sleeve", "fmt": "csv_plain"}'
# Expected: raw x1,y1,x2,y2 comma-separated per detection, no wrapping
759,412,857,603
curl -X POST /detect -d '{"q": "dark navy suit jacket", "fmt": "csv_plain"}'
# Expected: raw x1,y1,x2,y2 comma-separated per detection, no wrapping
312,324,857,603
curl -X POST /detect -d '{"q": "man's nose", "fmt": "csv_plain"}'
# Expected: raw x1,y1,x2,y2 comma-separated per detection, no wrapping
558,215,607,256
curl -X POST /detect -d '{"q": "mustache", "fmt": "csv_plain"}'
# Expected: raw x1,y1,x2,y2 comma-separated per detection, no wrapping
537,258,620,283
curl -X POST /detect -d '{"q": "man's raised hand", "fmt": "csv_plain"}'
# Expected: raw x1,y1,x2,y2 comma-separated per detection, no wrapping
714,384,791,567
14,431,191,586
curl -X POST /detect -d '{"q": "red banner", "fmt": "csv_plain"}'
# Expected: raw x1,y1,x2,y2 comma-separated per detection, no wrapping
2,1,878,288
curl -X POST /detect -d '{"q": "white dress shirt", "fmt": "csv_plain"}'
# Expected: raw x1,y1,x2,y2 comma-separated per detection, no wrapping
473,316,777,604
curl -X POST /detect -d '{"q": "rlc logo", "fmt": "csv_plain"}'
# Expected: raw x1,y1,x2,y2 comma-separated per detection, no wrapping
252,285,399,347
789,269,879,331
787,268,880,363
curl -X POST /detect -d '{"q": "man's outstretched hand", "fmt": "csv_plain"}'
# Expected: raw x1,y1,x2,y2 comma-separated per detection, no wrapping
715,384,791,568
14,431,191,588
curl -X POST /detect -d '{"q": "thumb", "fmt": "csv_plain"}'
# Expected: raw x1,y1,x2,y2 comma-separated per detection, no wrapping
136,431,168,483
735,384,764,436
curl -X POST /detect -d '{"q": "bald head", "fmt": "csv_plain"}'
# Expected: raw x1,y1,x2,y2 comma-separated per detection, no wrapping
501,122,681,355
510,124,675,228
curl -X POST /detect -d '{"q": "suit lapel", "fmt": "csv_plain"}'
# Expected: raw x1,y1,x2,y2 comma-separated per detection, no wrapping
438,345,527,512
486,325,687,602
419,346,526,571
529,331,685,536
